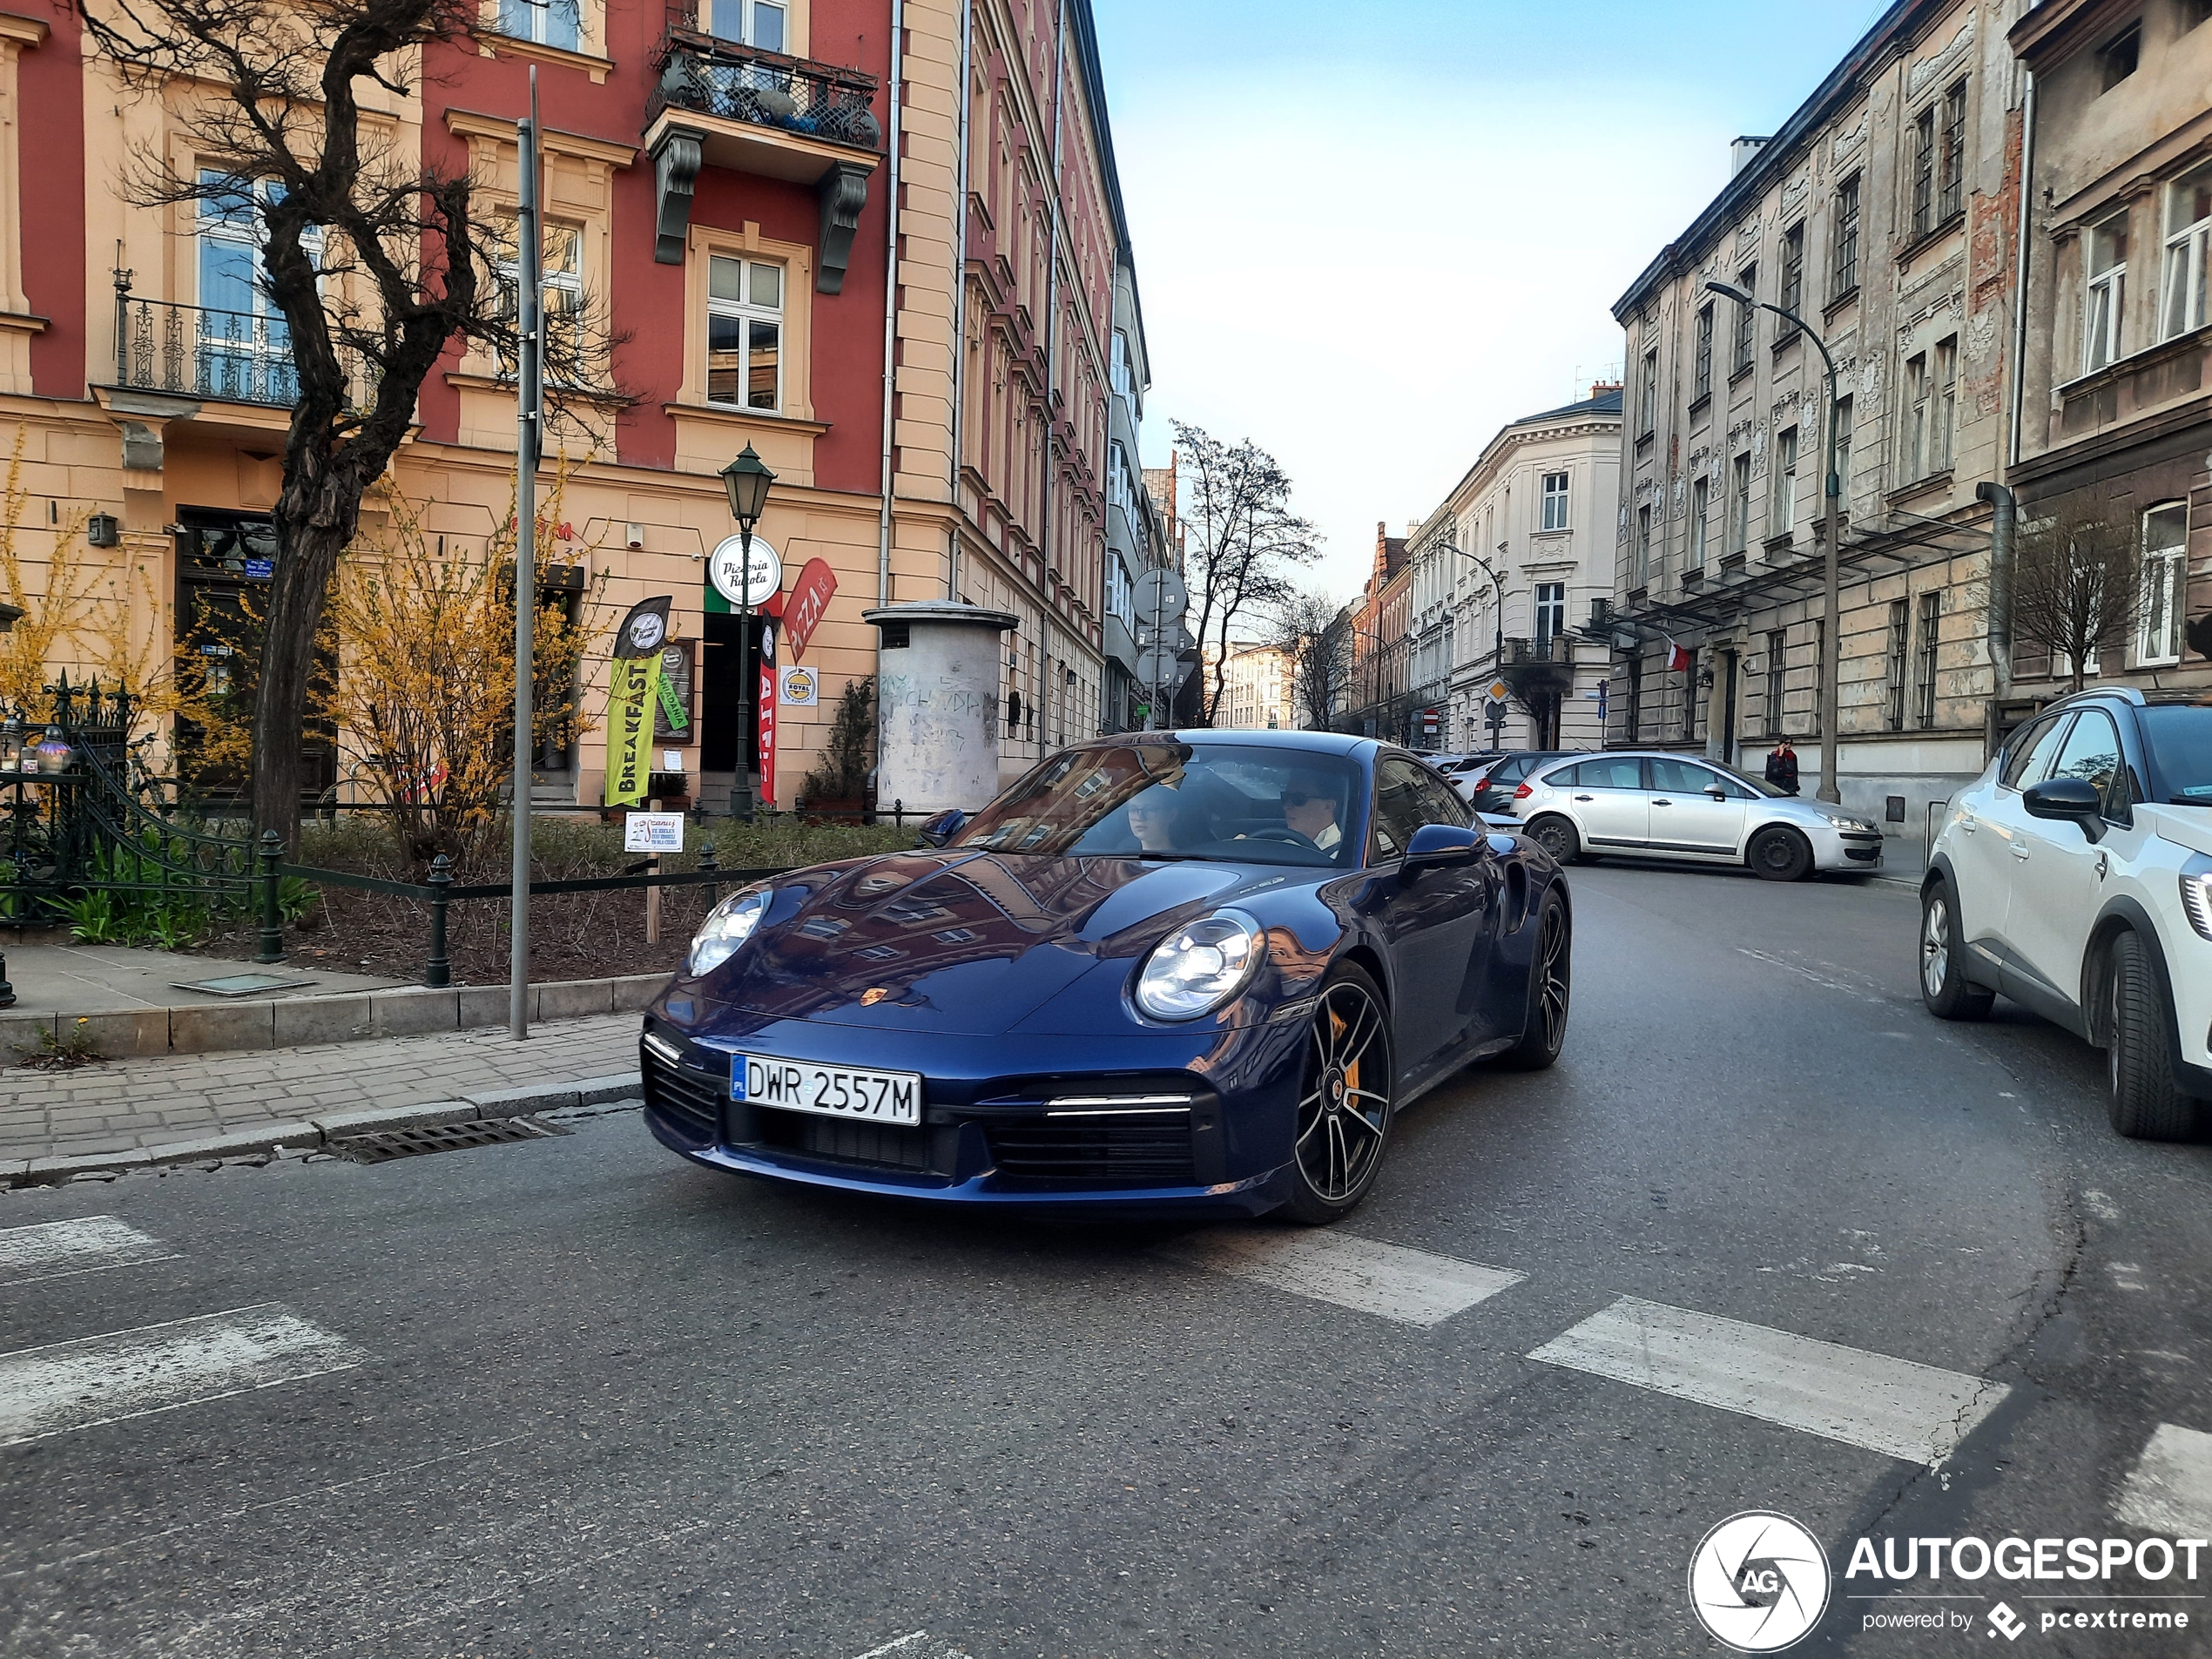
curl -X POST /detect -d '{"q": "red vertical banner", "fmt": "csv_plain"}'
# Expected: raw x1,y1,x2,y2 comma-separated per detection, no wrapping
757,617,779,808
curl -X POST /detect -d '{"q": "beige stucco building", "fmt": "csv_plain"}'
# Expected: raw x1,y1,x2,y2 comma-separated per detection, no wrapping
1202,638,1294,732
1608,0,2030,836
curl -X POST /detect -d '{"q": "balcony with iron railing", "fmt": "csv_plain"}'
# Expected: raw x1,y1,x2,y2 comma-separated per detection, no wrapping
111,277,367,413
1500,633,1575,698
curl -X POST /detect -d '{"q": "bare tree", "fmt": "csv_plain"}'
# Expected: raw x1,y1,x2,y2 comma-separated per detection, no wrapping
1271,590,1348,732
80,0,619,846
2011,494,2141,693
1169,421,1320,726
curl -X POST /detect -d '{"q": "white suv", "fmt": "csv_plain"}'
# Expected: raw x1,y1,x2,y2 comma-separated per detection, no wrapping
1920,689,2212,1139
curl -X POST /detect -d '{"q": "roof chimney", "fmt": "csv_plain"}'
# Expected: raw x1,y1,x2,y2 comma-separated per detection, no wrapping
1589,380,1622,398
1730,136,1770,178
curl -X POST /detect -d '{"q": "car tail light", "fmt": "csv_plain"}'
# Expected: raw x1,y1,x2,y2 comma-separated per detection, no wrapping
1514,781,1534,801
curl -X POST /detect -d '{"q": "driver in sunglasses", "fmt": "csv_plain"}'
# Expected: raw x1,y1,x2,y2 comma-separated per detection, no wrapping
1280,771,1343,852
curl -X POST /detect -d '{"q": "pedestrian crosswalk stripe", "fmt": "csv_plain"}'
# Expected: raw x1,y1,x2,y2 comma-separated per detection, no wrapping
1527,1296,2008,1467
1161,1228,1525,1328
0,1217,178,1287
0,1303,368,1445
2115,1423,2212,1538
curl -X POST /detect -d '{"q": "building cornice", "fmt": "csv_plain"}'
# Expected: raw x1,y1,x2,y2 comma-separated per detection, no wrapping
2009,0,2137,68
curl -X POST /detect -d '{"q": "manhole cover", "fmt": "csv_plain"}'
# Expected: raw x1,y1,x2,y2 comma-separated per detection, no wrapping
172,973,317,998
330,1116,569,1164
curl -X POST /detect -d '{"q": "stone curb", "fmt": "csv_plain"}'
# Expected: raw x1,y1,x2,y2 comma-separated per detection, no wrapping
1,974,669,1066
5,1070,644,1189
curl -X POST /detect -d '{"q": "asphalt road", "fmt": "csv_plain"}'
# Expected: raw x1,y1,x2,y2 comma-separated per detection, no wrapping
4,860,2210,1658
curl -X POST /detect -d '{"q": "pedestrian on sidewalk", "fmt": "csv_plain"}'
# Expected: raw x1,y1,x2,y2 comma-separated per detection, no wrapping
1764,738,1801,796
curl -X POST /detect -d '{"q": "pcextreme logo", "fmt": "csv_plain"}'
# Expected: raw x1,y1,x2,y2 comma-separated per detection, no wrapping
1689,1511,1831,1653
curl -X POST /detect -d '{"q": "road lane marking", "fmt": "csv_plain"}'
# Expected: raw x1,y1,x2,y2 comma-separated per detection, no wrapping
1161,1229,1524,1328
852,1635,971,1659
2115,1423,2212,1537
1527,1296,2007,1466
0,1304,368,1445
0,1217,179,1286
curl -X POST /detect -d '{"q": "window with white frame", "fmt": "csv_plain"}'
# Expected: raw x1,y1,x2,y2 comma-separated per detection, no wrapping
2160,160,2212,341
1534,582,1565,645
1774,425,1797,536
1540,471,1569,531
1107,554,1133,628
493,217,584,381
496,0,579,50
1933,335,1958,470
1689,475,1710,566
710,0,784,48
1904,348,1930,478
706,254,783,411
197,171,321,402
1730,453,1750,553
2085,211,2128,373
2137,502,2188,664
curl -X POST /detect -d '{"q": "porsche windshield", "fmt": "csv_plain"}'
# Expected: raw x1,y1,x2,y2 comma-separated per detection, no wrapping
954,744,1363,868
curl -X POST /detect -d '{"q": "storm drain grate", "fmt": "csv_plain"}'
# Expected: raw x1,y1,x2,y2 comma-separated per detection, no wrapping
331,1116,569,1164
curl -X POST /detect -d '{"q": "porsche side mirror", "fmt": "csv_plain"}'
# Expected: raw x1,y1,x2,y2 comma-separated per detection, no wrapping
1404,822,1481,875
2021,777,2105,842
914,807,966,848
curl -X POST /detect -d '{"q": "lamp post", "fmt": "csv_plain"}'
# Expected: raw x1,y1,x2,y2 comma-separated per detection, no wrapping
718,443,776,820
1433,541,1507,749
1705,280,1843,805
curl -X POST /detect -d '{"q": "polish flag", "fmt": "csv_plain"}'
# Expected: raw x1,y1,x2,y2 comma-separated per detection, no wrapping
1666,638,1693,673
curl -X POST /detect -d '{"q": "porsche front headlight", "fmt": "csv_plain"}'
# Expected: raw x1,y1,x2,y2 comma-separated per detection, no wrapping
686,888,771,978
1134,910,1264,1022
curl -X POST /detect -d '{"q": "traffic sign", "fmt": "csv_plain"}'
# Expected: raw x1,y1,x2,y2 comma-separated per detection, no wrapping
1132,569,1188,628
1487,678,1510,702
1135,648,1184,686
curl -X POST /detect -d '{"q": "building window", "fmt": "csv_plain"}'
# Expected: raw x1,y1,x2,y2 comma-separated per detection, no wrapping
1730,265,1757,374
493,217,584,378
1730,453,1751,553
1635,502,1653,587
1689,475,1710,568
497,0,580,49
1912,105,1937,239
1765,629,1787,735
1778,222,1804,325
2085,211,2129,373
2161,160,2212,341
2099,22,2140,91
1106,556,1132,628
706,254,783,411
1933,335,1958,471
1774,426,1797,538
710,0,785,49
1832,395,1853,503
1638,347,1658,435
1832,172,1861,297
1904,349,1930,478
1534,582,1565,644
1681,647,1698,738
1626,655,1642,739
198,172,323,401
1915,591,1941,727
1885,600,1910,730
1540,471,1569,531
1938,80,1967,225
2138,502,2188,664
1693,302,1714,403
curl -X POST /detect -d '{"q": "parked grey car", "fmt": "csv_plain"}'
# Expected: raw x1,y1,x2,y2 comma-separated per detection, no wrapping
1507,751,1885,880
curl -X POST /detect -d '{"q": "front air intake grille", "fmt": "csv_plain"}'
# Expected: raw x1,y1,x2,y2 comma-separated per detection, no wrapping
643,1043,722,1143
758,1109,931,1171
984,1113,1196,1185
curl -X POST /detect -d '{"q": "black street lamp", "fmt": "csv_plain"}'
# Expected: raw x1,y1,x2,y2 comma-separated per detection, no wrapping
718,443,776,819
1705,279,1843,805
1431,540,1507,748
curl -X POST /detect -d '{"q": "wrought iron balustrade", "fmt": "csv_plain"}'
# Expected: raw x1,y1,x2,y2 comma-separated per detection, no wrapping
115,292,310,408
1504,634,1574,665
649,10,881,150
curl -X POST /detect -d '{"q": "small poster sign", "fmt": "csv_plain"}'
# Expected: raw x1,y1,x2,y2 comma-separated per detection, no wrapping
624,811,685,853
779,665,819,705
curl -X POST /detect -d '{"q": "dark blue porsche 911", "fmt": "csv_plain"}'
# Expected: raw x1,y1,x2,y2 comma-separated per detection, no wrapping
639,731,1571,1222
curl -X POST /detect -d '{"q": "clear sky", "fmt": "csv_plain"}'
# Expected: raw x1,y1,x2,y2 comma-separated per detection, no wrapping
1089,1,1892,601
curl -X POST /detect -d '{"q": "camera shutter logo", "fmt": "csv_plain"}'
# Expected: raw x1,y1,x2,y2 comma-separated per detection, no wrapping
1689,1511,1830,1652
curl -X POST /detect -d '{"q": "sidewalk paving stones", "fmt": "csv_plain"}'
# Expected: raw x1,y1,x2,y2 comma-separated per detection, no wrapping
1,1011,646,1177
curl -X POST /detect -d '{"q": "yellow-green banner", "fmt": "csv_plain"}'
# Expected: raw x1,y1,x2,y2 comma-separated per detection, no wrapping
604,596,672,808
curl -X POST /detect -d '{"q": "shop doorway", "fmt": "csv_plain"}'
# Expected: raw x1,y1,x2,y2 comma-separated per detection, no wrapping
698,610,764,812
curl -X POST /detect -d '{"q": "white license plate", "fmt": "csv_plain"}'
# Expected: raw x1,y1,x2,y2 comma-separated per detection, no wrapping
732,1055,923,1127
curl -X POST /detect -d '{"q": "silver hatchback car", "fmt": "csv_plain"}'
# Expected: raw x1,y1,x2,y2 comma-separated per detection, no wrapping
1508,751,1885,880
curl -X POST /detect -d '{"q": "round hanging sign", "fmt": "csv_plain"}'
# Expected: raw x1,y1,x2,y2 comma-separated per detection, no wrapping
709,535,784,608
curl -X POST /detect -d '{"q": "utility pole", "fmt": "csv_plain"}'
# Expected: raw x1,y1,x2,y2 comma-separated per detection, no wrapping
509,67,541,1042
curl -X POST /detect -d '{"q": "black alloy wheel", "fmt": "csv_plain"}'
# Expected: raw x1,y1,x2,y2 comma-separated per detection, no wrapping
1748,826,1814,882
1919,879,1993,1021
2106,929,2198,1141
1495,889,1571,1069
1283,963,1395,1224
1527,814,1580,865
